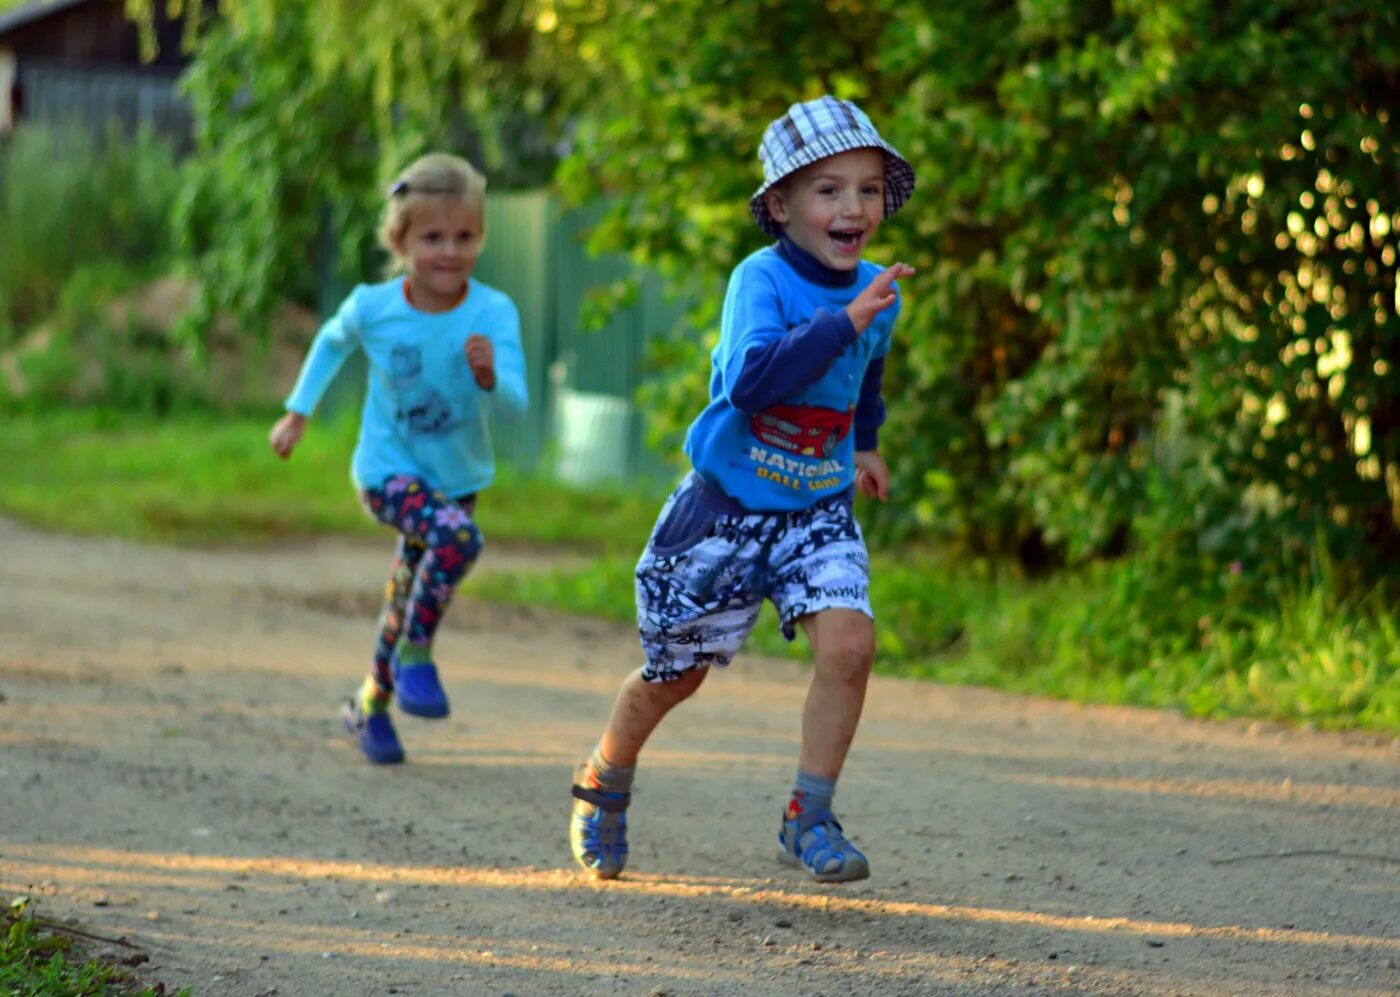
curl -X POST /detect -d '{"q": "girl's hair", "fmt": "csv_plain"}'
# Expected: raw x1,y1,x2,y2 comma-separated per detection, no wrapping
377,153,487,274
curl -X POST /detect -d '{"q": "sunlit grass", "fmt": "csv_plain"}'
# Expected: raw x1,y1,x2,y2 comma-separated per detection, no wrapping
0,409,660,550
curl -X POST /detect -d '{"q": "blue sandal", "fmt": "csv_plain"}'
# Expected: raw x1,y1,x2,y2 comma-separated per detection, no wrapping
570,779,630,879
777,810,870,883
341,699,405,765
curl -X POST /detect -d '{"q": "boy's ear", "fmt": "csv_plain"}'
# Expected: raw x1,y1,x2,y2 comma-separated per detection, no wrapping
764,187,789,226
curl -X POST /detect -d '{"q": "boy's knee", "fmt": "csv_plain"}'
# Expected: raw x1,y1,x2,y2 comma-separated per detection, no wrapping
817,619,875,683
639,665,707,703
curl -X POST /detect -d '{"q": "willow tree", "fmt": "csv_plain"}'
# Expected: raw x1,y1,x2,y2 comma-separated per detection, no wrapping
131,0,560,326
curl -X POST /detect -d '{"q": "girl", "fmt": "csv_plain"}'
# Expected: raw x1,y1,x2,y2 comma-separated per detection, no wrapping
269,153,528,764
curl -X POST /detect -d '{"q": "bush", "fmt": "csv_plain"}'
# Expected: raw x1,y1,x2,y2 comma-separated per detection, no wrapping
0,266,320,416
0,124,180,343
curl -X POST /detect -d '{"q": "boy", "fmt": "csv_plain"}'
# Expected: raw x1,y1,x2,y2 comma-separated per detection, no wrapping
569,96,915,883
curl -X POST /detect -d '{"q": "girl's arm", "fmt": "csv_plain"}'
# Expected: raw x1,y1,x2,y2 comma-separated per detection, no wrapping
283,289,364,417
484,300,529,418
269,289,363,460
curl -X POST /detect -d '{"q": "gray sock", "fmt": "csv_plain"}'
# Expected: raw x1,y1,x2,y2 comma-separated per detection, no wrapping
787,769,836,831
583,746,635,793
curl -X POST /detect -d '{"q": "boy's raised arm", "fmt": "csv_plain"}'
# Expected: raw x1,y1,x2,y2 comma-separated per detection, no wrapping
720,269,855,413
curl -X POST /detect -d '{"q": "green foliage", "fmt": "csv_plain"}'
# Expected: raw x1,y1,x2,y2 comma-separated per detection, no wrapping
548,0,1400,590
0,125,180,343
156,4,1400,579
3,265,184,415
1,896,184,996
170,0,559,340
172,2,380,328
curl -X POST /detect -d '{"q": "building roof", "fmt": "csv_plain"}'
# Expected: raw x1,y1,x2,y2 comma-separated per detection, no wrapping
0,0,98,40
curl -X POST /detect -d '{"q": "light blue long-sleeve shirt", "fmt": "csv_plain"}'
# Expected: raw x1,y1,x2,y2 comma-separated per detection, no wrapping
284,277,529,497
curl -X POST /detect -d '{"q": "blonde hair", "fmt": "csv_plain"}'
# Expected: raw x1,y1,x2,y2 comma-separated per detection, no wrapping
377,153,488,274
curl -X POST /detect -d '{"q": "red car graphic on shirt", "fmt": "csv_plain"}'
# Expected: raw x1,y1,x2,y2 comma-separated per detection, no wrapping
750,403,854,458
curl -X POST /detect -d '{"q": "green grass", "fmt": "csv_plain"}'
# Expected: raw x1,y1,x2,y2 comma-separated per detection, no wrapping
2,897,187,996
3,410,1396,733
483,543,1400,733
0,409,660,550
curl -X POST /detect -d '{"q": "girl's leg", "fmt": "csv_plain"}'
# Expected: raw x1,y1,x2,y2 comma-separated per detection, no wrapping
363,478,481,649
360,477,482,717
343,539,420,765
368,535,427,694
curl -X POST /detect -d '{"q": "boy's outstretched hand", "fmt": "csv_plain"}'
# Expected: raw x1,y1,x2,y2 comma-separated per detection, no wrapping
846,262,915,334
269,411,307,460
466,334,495,390
854,449,890,502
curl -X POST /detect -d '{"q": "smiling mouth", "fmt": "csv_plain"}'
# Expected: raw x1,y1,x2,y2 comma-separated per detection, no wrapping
829,229,864,249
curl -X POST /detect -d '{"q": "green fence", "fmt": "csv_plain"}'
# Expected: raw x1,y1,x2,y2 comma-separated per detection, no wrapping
322,190,691,486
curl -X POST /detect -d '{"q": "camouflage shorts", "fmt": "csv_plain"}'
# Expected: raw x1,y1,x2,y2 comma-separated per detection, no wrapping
635,475,871,682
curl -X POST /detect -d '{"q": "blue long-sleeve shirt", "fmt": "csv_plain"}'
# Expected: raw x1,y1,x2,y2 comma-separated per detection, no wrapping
284,277,528,497
683,236,898,511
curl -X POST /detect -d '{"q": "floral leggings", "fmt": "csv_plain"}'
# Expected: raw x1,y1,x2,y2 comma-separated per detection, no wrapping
360,474,484,691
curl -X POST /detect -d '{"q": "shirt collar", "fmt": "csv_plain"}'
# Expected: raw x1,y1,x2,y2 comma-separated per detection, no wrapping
774,234,859,288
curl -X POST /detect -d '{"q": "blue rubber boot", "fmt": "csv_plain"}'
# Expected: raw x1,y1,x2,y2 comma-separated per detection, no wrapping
570,763,630,879
341,699,405,765
393,656,450,718
777,810,870,883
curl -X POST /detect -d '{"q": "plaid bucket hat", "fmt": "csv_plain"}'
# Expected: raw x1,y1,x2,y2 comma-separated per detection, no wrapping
749,95,916,238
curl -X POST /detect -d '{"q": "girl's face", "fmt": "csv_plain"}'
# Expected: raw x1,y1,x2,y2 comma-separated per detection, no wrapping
394,197,483,312
764,148,886,271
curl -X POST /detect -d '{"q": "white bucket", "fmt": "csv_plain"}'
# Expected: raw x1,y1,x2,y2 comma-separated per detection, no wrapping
554,386,631,486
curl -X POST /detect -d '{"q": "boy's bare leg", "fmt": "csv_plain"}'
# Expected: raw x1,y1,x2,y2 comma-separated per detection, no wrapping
796,608,875,778
598,666,709,766
779,607,875,882
571,665,707,879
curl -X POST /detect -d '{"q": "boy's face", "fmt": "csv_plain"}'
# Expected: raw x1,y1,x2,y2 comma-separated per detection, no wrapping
394,197,483,311
764,148,886,271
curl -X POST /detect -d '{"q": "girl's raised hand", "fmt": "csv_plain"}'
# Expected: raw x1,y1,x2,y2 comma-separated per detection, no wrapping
846,262,915,334
269,411,308,460
466,334,495,390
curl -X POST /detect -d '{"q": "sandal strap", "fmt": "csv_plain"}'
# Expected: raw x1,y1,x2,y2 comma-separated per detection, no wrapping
571,785,630,811
791,813,856,868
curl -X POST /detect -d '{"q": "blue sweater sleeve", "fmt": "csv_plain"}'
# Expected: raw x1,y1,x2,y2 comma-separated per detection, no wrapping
484,298,529,418
284,289,362,416
720,267,858,413
854,356,886,451
854,281,902,450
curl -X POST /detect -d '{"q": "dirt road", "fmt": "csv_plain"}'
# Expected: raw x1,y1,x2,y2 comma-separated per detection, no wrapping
1,517,1397,996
